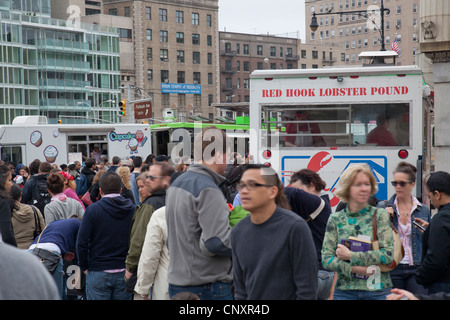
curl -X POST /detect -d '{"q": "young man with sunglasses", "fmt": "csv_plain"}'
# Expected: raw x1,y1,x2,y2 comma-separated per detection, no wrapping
231,164,318,300
125,162,174,298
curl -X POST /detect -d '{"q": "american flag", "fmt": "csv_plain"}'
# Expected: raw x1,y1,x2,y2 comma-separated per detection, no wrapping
391,38,399,54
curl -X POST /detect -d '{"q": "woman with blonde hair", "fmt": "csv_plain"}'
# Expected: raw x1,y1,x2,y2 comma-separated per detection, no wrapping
321,163,395,300
117,166,136,204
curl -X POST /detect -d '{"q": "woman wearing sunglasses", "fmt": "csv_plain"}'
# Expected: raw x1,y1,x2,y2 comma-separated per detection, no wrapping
377,161,431,295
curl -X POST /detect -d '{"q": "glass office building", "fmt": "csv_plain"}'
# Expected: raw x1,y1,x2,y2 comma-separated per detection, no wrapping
0,0,121,124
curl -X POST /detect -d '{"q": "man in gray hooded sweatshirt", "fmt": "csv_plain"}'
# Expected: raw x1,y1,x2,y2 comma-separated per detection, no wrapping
166,126,232,300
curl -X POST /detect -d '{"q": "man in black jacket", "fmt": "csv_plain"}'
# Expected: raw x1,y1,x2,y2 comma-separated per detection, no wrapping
21,161,52,214
416,171,450,294
80,158,97,190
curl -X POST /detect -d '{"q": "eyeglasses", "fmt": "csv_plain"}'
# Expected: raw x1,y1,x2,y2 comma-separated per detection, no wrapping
391,181,411,187
146,175,164,181
236,181,274,191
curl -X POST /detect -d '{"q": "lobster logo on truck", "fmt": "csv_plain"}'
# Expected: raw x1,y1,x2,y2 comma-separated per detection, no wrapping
282,151,388,208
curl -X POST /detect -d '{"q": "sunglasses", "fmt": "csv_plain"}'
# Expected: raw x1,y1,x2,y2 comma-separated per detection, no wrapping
391,181,411,187
146,175,164,181
236,181,274,191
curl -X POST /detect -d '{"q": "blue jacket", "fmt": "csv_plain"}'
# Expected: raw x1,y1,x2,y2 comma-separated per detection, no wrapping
377,195,431,265
32,218,81,255
76,195,135,272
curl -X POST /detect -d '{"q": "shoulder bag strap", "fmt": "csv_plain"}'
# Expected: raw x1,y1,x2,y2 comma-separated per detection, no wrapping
306,198,325,223
30,205,42,234
372,208,378,241
35,224,48,246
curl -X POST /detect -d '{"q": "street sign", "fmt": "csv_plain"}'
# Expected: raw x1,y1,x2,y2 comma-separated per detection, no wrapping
134,100,152,120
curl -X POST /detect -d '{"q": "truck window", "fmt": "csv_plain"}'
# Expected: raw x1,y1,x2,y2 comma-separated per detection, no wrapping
1,146,23,164
261,102,410,148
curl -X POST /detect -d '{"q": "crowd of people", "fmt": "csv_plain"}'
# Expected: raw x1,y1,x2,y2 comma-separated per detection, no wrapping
1,126,450,301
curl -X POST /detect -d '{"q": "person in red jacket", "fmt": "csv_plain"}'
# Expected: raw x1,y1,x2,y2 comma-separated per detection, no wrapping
366,113,397,146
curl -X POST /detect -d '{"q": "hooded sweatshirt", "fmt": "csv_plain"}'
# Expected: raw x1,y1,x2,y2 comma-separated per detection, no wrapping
44,193,85,224
76,195,135,272
11,203,45,250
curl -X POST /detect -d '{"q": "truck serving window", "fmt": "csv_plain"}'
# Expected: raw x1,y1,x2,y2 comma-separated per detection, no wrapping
261,102,410,148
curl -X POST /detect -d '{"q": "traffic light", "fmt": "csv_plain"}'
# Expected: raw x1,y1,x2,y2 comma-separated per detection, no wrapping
118,99,127,116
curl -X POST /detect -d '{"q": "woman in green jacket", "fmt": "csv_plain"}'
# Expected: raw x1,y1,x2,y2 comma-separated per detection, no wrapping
322,163,394,300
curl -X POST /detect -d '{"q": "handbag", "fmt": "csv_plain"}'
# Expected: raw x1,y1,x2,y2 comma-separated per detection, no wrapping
31,225,61,275
81,189,93,206
371,209,405,272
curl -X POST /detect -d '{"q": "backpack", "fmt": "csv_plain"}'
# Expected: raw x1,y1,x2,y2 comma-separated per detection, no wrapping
75,174,88,196
32,178,51,213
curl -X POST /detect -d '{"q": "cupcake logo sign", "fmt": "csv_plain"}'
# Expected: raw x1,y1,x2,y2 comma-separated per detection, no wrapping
30,130,43,147
109,130,148,154
29,131,59,163
44,145,59,163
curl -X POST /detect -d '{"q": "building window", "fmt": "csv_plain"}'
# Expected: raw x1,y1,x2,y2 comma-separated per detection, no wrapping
159,8,167,21
207,53,212,65
270,46,276,57
193,72,201,84
192,34,200,45
206,14,212,27
208,73,213,85
124,7,130,17
147,69,153,82
146,29,152,41
176,32,184,43
161,70,169,83
243,44,249,54
243,61,250,71
161,93,169,106
177,71,185,83
160,49,168,61
176,10,184,23
160,30,168,42
312,51,318,59
257,45,263,56
177,50,185,63
192,13,199,25
109,8,117,16
193,52,200,64
145,7,151,20
147,48,152,60
301,50,306,59
207,35,212,46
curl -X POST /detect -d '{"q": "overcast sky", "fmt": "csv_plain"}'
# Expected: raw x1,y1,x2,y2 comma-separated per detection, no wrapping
218,0,306,41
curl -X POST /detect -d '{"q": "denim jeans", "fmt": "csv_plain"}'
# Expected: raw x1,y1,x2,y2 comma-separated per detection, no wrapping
86,270,132,300
317,270,334,300
52,258,64,300
390,264,427,295
169,282,233,300
333,288,391,300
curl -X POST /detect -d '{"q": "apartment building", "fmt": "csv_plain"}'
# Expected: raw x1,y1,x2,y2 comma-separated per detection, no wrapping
218,32,300,107
96,0,220,122
0,0,120,125
305,0,420,65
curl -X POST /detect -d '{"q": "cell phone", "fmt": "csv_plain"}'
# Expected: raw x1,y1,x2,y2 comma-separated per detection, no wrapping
413,220,426,231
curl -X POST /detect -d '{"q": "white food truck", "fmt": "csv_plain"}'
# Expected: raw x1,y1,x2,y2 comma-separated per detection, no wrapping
0,116,151,166
249,52,432,210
